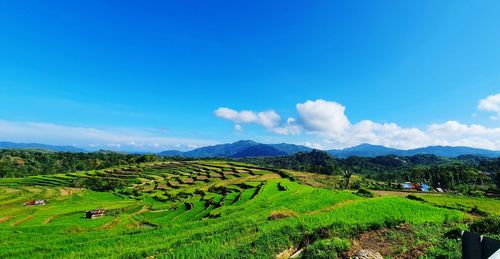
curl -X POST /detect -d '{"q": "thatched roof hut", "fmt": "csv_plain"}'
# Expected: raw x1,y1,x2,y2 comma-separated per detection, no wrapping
86,209,105,219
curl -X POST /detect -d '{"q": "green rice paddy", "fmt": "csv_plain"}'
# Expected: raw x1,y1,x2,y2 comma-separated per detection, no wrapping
0,161,497,258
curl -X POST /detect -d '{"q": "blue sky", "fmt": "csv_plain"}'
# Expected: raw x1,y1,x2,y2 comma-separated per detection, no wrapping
0,1,499,151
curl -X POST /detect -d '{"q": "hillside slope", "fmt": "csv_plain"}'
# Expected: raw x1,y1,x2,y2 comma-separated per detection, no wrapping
0,160,483,258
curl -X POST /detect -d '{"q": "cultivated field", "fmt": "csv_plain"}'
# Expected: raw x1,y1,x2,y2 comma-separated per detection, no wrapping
0,161,498,258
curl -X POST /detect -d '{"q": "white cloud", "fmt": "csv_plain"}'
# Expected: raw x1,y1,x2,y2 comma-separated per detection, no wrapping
344,120,435,149
478,93,500,120
292,100,433,149
274,118,301,135
426,121,500,150
214,107,300,135
215,99,500,150
214,108,260,124
0,120,215,152
296,99,350,135
295,100,500,150
303,141,324,150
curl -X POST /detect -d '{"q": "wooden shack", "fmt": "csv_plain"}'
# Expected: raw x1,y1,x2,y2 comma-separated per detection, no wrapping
86,209,105,219
24,199,46,206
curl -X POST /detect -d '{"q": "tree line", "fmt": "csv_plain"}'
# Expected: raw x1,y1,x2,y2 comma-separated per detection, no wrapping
0,149,172,178
241,150,500,191
1,148,499,192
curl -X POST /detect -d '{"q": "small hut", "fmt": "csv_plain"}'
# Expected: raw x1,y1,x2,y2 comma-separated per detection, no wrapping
86,209,105,219
420,184,430,192
401,182,414,190
24,199,46,206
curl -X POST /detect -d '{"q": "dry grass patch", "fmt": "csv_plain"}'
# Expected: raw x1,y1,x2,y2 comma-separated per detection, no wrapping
0,216,13,224
59,187,84,196
268,209,298,220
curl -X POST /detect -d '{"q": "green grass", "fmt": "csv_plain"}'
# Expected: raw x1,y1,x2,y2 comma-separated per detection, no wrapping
0,160,497,258
415,194,500,216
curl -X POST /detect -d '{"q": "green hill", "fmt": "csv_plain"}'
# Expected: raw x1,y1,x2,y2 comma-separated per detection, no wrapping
0,160,498,258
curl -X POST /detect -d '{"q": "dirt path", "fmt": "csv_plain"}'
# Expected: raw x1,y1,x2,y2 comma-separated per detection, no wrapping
11,215,33,227
372,190,443,197
127,206,150,228
129,206,149,218
0,216,13,224
304,198,360,216
98,217,121,230
44,216,54,224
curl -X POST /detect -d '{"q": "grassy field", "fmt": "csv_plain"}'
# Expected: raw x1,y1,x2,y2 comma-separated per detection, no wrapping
0,160,498,258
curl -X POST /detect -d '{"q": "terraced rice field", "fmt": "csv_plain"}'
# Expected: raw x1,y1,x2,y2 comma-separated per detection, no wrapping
0,161,488,258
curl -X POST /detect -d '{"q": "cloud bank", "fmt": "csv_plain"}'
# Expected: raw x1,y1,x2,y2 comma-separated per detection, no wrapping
215,97,500,150
0,120,214,152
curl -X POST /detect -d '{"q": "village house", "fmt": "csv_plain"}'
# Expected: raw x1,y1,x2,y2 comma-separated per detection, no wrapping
86,209,105,219
400,182,430,192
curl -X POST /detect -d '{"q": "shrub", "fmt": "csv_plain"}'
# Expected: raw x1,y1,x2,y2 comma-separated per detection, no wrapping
469,206,488,217
277,182,288,191
245,225,304,257
406,194,425,202
272,169,297,182
425,239,461,258
352,182,362,190
355,188,374,198
468,190,485,197
444,227,463,239
152,195,169,202
470,216,500,234
70,177,129,192
384,218,405,229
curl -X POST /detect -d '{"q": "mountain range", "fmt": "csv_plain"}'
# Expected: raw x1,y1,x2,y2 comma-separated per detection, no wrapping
159,140,302,158
0,141,87,153
2,140,499,158
327,143,500,158
159,140,500,158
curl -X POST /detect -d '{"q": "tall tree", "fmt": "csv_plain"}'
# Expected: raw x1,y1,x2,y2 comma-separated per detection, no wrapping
341,169,353,189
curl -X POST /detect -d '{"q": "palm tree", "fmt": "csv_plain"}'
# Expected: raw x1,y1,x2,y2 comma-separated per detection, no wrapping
341,169,353,189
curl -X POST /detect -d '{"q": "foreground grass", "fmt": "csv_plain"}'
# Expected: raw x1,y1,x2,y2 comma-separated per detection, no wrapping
0,161,494,258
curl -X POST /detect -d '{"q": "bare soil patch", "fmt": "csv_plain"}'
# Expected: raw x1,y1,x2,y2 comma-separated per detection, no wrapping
348,224,428,258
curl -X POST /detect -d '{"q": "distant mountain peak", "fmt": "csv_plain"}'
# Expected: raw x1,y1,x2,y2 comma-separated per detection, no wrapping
232,140,257,145
0,141,87,153
159,140,312,158
328,143,500,158
231,144,286,158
